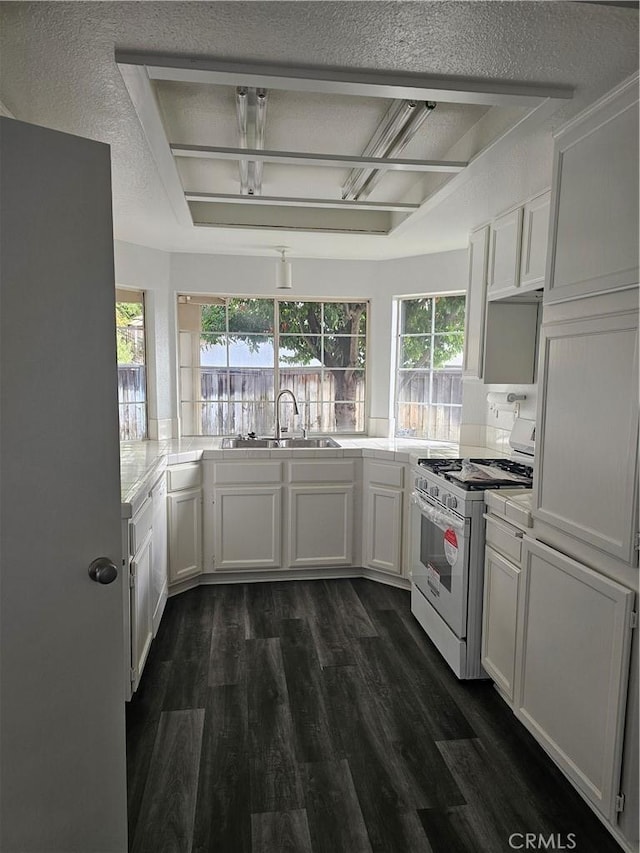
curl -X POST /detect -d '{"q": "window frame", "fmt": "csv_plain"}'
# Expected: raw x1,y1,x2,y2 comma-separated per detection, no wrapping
394,292,465,442
116,287,148,441
176,294,370,437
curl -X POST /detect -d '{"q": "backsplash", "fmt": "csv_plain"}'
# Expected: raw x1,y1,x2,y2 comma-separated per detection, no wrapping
460,378,537,451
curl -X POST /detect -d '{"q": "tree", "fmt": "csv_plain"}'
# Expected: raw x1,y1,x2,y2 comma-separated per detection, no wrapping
115,301,144,364
200,299,366,430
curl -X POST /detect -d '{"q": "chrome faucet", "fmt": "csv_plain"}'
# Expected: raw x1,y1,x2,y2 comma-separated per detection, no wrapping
275,389,299,440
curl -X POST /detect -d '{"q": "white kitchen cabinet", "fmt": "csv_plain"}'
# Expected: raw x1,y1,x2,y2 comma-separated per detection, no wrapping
214,485,282,569
150,473,167,634
363,460,404,575
129,501,153,693
167,462,202,584
483,298,539,385
168,487,202,583
514,536,635,821
482,545,520,704
519,190,551,291
487,206,523,299
288,485,354,567
463,225,489,379
534,299,638,565
288,458,355,568
546,75,639,304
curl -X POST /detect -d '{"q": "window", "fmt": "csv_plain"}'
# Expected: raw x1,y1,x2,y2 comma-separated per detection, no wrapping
178,296,367,436
395,295,465,442
116,288,147,440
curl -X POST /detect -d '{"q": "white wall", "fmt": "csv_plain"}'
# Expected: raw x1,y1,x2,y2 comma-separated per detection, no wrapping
114,242,467,437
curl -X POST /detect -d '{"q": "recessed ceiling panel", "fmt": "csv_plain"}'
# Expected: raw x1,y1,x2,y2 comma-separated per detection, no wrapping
117,52,575,237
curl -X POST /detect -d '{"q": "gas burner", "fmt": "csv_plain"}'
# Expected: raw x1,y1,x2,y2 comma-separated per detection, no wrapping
417,457,533,491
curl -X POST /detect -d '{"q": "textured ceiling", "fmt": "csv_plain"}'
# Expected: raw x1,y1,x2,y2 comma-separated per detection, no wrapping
0,1,637,259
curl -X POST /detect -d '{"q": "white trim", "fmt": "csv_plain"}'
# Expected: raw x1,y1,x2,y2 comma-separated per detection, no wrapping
116,52,573,107
185,191,419,212
172,143,467,173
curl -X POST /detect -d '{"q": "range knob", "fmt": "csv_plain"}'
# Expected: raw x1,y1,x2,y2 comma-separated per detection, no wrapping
429,485,439,497
443,495,458,509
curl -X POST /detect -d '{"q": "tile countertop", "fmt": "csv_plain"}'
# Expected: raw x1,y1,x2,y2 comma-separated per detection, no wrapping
120,436,514,512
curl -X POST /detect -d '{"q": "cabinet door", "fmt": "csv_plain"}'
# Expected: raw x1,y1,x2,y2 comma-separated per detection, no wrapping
482,546,520,703
534,307,639,563
364,486,402,574
288,485,354,567
214,486,282,570
520,190,550,291
130,529,153,692
514,537,634,820
488,207,523,298
151,475,168,634
483,300,539,385
168,488,202,583
547,80,639,303
463,225,489,378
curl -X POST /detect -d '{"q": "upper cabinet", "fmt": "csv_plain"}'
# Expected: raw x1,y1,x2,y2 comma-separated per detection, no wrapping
487,206,523,299
462,225,489,378
546,75,639,304
520,191,552,291
464,196,546,384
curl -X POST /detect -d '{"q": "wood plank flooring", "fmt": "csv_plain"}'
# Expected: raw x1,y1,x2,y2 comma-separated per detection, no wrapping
126,579,623,853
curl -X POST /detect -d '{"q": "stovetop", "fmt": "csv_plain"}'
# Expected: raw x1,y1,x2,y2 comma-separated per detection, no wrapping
416,457,533,492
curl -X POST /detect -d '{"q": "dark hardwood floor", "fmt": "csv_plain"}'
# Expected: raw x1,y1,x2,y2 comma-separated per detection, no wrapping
126,579,622,853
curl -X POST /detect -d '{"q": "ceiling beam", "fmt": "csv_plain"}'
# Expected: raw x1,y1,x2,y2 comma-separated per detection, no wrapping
184,192,419,212
118,63,193,227
116,54,573,107
171,144,467,173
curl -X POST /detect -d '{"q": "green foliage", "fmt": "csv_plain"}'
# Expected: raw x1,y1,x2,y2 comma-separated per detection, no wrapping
399,295,465,369
115,301,144,365
201,299,367,370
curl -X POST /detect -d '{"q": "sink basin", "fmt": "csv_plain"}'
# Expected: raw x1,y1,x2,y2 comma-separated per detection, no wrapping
221,436,340,449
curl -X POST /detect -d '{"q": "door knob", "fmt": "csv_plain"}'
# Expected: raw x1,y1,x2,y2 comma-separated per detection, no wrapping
88,557,118,585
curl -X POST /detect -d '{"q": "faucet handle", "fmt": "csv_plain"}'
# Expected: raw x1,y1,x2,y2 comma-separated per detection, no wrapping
301,426,308,439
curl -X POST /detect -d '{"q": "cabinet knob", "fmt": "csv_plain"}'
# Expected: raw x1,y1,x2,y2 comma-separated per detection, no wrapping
88,557,118,585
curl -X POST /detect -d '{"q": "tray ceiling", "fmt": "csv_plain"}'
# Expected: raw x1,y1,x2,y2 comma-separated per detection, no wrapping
117,52,571,236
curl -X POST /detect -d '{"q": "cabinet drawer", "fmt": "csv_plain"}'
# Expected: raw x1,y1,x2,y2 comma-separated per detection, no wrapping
214,461,282,485
484,514,523,565
167,463,201,492
289,460,354,483
130,495,153,555
365,461,404,489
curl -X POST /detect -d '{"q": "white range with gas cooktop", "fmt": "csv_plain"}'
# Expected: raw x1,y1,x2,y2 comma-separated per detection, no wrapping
409,455,533,679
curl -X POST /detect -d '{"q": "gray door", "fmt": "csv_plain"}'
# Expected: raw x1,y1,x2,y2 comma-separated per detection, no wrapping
0,118,127,852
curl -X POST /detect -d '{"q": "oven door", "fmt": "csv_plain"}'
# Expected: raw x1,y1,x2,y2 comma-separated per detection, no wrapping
410,490,470,639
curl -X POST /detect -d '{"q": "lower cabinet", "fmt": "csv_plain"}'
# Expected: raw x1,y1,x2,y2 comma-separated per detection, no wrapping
363,460,404,575
288,485,353,567
168,487,203,583
514,536,635,821
150,473,167,634
130,526,153,693
482,545,520,703
214,485,282,569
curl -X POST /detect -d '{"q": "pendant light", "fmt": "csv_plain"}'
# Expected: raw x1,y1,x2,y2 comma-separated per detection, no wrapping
276,247,292,289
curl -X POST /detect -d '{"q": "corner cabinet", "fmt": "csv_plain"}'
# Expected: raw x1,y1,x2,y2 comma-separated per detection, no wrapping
514,536,635,821
363,459,405,575
167,462,203,584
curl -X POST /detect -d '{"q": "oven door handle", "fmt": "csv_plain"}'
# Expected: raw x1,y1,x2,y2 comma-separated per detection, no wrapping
411,491,466,532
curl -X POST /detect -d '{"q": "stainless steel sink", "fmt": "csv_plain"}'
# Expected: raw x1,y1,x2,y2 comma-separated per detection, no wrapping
221,436,340,449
